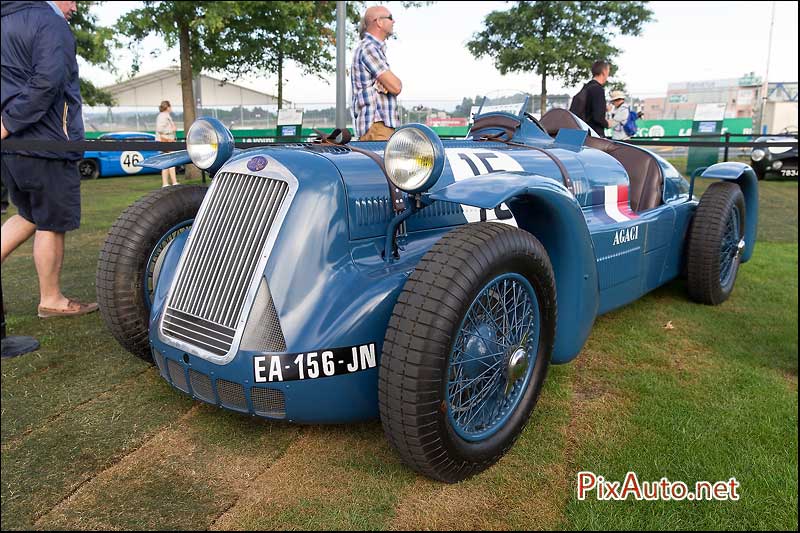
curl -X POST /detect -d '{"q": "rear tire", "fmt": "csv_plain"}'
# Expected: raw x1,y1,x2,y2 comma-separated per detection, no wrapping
687,182,745,305
96,185,206,360
379,222,556,482
79,159,99,180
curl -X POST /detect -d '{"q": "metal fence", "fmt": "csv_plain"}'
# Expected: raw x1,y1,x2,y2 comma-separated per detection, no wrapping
84,93,787,138
83,99,473,133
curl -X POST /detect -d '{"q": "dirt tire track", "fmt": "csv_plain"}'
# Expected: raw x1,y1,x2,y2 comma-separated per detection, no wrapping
32,404,203,529
386,379,574,531
211,423,412,531
2,368,152,454
34,405,301,531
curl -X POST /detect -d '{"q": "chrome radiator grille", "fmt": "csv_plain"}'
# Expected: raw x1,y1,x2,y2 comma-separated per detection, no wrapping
162,172,289,357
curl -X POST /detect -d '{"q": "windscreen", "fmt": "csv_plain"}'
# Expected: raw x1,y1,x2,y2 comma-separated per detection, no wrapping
475,93,530,119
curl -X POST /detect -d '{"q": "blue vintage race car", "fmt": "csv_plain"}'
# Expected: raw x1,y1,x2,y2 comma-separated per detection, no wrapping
79,131,161,179
96,98,758,482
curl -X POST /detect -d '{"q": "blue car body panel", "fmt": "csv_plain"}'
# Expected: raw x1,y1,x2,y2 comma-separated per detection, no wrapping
145,114,755,424
83,132,161,176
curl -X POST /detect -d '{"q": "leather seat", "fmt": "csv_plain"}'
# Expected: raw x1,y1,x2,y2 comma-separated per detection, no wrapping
540,109,663,212
539,108,584,137
584,137,663,212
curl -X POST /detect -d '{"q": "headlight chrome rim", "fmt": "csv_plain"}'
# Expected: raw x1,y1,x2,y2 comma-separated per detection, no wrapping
384,124,445,193
750,149,766,162
185,118,234,173
187,119,221,170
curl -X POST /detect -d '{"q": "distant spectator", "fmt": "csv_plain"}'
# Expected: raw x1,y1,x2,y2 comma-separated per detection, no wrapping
350,5,402,141
569,60,610,137
608,90,632,140
155,100,178,187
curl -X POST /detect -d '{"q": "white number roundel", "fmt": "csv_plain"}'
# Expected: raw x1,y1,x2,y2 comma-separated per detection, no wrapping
120,151,144,174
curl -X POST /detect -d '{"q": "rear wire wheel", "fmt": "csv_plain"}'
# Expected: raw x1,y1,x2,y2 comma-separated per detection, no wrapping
379,222,556,482
687,181,746,305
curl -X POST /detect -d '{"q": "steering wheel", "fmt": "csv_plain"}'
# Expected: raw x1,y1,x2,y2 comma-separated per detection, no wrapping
524,112,546,131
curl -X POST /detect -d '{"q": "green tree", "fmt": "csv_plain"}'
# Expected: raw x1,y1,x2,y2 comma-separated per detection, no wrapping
467,1,653,114
206,1,347,110
72,1,117,106
606,79,628,93
117,2,244,135
215,2,430,110
117,2,252,178
116,1,430,134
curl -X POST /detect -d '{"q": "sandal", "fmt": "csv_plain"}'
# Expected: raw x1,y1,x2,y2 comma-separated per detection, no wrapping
38,299,99,318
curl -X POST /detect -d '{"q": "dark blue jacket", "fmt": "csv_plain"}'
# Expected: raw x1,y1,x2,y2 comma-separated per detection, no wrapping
1,1,84,160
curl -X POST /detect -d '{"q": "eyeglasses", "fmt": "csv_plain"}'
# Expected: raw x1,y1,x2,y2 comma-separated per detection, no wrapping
376,14,394,21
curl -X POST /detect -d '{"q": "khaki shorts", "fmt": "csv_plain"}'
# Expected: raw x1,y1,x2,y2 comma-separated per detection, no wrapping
360,121,395,141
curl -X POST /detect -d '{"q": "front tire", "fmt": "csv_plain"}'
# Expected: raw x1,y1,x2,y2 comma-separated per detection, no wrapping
96,185,206,360
379,222,556,482
687,182,745,305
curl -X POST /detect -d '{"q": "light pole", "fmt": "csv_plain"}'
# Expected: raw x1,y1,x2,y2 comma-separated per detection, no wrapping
336,1,347,130
758,1,776,135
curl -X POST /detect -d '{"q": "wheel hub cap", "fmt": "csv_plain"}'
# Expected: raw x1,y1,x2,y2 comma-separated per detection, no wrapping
505,347,529,395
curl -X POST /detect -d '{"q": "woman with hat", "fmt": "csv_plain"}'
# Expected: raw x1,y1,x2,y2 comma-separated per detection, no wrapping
608,90,632,140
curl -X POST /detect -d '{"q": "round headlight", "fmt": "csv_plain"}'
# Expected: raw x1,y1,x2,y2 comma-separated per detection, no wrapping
384,125,445,193
187,119,221,169
750,148,766,162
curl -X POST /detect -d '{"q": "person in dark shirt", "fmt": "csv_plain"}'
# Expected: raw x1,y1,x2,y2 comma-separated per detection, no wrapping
585,61,610,136
571,60,611,137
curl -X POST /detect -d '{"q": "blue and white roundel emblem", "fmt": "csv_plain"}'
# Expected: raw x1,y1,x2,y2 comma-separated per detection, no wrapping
247,156,268,172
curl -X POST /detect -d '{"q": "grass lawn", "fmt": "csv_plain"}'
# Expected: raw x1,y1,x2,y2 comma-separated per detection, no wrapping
1,168,797,531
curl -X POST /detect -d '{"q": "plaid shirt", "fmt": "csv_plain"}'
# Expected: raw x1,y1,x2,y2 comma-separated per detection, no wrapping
350,33,398,136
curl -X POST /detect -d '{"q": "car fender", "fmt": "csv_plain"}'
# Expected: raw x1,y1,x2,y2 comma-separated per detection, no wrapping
698,162,758,263
425,171,599,364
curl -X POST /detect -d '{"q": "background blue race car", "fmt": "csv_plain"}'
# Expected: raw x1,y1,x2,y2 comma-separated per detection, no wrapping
79,131,162,179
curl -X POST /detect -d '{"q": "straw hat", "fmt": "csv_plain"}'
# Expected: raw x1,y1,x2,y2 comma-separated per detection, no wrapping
609,90,626,101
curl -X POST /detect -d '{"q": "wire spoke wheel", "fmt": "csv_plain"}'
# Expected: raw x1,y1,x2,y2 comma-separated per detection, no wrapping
379,222,556,482
447,273,539,441
687,181,745,305
144,220,193,311
719,205,741,287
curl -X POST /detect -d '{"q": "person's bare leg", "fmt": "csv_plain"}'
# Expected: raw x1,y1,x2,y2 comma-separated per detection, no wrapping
1,214,36,263
169,166,178,185
33,230,70,309
161,168,170,187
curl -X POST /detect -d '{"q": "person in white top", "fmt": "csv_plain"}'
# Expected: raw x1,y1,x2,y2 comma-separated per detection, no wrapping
155,100,178,187
607,90,631,140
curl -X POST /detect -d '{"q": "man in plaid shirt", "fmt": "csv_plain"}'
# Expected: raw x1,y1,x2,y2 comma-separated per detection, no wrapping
350,5,403,141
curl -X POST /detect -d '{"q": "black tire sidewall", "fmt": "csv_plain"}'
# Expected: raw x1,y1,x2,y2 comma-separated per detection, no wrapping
687,182,745,304
439,253,554,463
96,185,206,360
379,222,557,481
719,194,745,296
79,159,99,180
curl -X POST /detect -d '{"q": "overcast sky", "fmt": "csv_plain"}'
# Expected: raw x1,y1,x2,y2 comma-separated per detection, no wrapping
83,1,799,106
